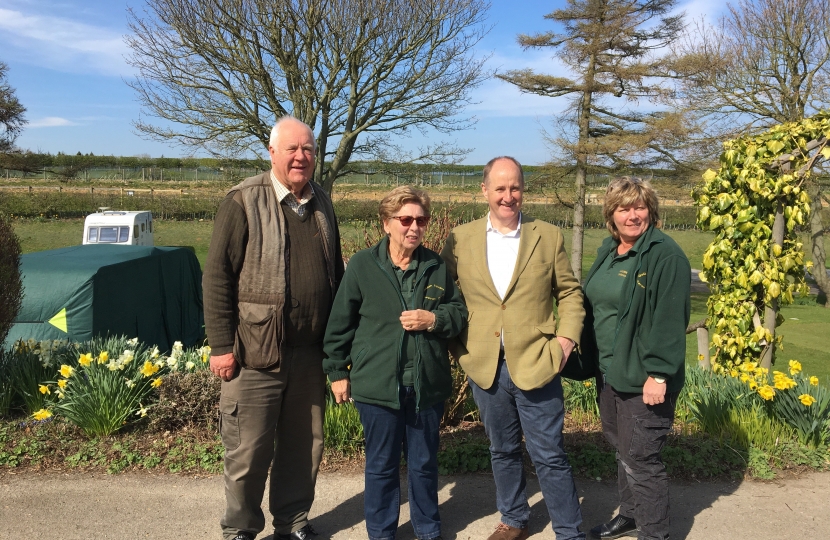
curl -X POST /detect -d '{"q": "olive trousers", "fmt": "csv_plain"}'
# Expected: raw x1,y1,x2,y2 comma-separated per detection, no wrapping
219,343,326,540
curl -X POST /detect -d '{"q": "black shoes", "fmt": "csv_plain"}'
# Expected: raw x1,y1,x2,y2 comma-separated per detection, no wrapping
590,515,638,539
277,524,319,540
231,533,254,540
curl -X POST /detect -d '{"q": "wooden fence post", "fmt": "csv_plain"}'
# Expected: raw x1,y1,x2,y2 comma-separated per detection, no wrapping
696,328,710,369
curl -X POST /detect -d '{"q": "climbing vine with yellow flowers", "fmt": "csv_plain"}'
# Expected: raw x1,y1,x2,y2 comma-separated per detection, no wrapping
693,112,830,371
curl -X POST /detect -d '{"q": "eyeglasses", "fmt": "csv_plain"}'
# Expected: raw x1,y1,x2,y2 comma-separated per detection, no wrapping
390,215,430,227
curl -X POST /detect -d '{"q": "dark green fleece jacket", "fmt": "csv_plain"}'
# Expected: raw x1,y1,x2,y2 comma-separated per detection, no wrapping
580,226,691,394
323,236,467,410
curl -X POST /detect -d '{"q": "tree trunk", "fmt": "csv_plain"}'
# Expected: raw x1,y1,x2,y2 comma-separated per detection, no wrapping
570,57,596,283
760,203,786,369
808,181,830,307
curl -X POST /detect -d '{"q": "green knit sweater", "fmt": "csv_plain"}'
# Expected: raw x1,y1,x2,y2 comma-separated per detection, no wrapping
323,236,467,410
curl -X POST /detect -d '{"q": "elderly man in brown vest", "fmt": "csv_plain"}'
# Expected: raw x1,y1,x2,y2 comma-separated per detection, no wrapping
204,116,344,540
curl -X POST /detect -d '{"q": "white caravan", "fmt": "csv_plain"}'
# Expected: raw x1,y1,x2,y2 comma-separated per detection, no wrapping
82,209,154,246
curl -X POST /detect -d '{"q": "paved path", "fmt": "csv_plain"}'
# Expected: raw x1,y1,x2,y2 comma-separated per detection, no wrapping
1,470,828,539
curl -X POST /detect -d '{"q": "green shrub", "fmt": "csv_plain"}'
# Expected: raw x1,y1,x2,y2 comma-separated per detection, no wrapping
7,339,71,415
0,349,14,416
149,370,220,432
0,210,23,346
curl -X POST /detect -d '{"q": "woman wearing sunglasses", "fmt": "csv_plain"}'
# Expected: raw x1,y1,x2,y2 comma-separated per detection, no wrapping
323,186,466,540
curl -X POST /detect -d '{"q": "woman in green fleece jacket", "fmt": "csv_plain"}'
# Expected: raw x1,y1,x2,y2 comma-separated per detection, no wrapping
581,177,691,540
323,186,466,540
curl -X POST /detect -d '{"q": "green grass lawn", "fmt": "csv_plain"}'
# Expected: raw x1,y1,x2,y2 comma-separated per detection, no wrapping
13,219,214,267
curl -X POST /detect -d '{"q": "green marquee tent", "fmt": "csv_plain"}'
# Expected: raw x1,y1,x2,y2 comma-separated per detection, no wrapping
4,245,204,352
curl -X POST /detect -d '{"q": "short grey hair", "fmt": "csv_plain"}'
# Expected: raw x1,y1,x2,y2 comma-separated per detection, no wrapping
268,116,316,152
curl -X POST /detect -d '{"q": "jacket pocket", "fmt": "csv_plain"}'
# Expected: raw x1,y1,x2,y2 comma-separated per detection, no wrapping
219,398,240,451
234,301,281,369
536,323,564,371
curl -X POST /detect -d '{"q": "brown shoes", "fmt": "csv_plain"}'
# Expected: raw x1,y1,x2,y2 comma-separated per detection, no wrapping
487,523,530,540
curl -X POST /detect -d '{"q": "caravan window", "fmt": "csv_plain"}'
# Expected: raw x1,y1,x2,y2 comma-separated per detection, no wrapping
88,227,98,243
134,225,139,239
98,227,119,243
118,227,130,243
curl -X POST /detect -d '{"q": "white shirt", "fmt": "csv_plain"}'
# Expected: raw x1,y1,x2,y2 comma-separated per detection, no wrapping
485,212,522,300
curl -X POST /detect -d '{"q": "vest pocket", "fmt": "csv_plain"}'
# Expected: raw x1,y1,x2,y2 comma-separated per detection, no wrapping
234,301,281,369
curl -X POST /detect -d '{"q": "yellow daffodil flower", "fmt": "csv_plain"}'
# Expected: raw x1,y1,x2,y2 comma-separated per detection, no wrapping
185,361,195,370
38,384,50,395
799,394,816,406
583,381,592,388
788,360,802,375
59,364,74,378
78,353,92,367
758,385,775,401
98,351,109,364
136,405,148,417
57,379,67,389
810,376,819,386
125,380,135,388
749,380,758,390
140,361,159,377
33,409,52,421
774,376,797,391
151,377,163,388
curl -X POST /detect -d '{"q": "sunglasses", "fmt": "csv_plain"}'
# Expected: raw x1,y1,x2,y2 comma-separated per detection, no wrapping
390,215,430,227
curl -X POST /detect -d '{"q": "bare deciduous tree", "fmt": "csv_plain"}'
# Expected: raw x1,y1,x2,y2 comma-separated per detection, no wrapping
674,0,830,306
125,0,489,192
498,0,686,281
0,61,26,153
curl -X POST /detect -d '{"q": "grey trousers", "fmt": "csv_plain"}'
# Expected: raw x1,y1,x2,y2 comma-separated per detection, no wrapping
219,343,326,540
599,383,678,540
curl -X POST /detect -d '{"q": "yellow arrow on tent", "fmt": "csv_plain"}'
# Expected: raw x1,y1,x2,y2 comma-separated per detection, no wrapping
48,308,68,333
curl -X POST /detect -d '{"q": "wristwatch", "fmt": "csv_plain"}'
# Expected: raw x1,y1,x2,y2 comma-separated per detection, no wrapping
426,313,437,332
652,376,667,384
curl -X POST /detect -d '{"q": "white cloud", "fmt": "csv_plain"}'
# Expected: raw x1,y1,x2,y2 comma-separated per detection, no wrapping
469,48,573,118
28,117,78,128
0,6,131,76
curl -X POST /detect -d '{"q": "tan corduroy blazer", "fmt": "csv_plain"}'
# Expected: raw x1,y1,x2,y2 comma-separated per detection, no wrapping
440,215,585,391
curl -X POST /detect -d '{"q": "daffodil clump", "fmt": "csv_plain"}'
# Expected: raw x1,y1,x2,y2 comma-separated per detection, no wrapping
694,113,830,372
45,336,169,437
161,341,211,373
7,339,76,415
716,359,830,446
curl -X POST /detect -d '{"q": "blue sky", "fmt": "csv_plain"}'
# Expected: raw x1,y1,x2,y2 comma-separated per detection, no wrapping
1,0,721,165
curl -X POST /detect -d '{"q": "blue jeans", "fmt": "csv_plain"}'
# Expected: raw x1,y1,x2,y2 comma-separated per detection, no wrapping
470,360,585,540
355,387,444,540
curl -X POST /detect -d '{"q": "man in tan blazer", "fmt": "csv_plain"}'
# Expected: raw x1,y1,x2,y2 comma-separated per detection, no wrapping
441,156,586,540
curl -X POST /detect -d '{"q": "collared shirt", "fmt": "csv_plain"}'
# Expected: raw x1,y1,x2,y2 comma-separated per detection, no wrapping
485,212,522,300
270,171,315,216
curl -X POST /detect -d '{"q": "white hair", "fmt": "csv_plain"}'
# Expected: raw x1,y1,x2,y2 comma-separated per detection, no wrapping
268,116,316,152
